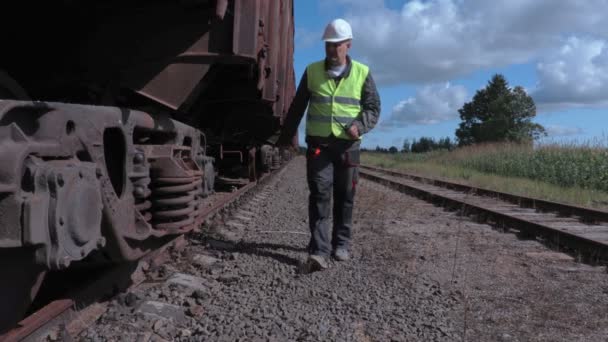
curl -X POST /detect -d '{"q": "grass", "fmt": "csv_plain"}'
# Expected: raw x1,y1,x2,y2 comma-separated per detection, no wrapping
361,142,608,211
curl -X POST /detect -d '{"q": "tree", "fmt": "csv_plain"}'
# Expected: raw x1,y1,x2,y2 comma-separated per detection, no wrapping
455,74,546,146
388,146,399,153
374,145,389,153
411,137,434,153
438,137,454,151
401,139,411,153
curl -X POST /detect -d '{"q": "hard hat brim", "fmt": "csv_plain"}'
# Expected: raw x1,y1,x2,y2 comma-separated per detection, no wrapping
322,37,352,43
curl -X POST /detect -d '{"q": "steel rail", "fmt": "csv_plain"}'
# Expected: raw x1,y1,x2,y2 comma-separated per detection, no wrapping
361,165,608,223
360,165,608,264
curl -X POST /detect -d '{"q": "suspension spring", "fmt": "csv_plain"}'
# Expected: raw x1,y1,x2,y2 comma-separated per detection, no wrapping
151,176,203,231
272,147,281,169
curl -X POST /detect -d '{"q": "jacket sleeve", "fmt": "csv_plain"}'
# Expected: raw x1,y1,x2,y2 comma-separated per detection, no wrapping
352,71,381,135
277,70,310,145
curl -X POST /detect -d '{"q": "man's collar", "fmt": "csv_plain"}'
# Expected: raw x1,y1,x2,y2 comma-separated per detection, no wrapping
324,55,352,78
324,55,351,70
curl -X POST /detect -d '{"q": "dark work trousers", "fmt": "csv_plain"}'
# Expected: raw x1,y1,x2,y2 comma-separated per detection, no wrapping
306,144,359,257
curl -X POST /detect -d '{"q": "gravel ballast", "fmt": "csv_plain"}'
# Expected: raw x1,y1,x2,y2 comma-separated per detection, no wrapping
78,156,608,342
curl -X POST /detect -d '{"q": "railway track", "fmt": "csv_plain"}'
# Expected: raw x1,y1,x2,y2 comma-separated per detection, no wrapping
0,162,291,342
360,165,608,264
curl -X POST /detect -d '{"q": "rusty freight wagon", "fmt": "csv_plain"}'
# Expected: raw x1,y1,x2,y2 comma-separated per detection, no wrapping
0,0,296,331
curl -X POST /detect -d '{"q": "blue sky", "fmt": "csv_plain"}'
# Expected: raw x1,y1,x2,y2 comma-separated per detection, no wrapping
292,0,608,148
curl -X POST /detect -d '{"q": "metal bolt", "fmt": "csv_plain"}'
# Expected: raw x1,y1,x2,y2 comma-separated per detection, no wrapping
62,256,71,268
97,237,106,248
134,186,146,198
133,153,145,164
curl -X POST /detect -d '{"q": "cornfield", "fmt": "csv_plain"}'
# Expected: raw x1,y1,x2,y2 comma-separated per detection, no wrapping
364,141,608,192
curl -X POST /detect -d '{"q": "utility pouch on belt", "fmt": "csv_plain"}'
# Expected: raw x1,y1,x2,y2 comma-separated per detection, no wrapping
343,149,360,167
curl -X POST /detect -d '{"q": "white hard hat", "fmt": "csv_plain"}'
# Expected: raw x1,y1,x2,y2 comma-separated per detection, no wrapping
322,18,353,42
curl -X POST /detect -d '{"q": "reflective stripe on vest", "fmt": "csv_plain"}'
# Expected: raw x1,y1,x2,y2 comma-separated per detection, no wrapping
305,59,369,140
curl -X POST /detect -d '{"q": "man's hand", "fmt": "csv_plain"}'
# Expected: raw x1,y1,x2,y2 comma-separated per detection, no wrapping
347,125,359,139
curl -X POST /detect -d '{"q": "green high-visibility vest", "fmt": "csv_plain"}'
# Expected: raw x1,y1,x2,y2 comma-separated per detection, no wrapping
306,59,369,140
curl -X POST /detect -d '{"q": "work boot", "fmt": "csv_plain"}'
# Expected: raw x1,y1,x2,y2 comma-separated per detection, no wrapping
333,248,350,261
305,254,328,272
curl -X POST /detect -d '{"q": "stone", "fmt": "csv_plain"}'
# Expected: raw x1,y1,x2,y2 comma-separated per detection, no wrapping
135,301,187,324
125,292,140,307
186,305,205,318
217,275,239,284
166,273,210,292
136,332,152,342
192,254,220,267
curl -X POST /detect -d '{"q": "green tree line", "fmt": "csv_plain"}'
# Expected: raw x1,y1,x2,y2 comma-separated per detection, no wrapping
363,136,455,154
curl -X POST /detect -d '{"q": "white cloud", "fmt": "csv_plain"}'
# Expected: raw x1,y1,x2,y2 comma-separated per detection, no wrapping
385,83,467,126
533,37,608,107
545,124,584,137
336,0,608,86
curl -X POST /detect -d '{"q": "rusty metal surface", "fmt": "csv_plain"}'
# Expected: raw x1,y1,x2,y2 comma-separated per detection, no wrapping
2,0,295,145
0,100,210,264
0,0,296,332
0,157,288,338
0,299,73,342
132,0,296,125
360,167,608,263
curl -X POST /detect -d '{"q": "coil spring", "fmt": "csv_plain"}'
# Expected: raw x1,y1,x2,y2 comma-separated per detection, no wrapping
272,148,281,169
151,176,203,231
133,176,152,222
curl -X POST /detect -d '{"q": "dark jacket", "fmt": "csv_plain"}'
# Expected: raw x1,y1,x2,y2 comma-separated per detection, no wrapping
278,56,381,150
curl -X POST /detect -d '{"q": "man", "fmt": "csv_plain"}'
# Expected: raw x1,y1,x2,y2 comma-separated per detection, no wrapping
278,18,381,271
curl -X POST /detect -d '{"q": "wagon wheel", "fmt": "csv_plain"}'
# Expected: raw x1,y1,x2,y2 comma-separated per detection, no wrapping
0,248,46,332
